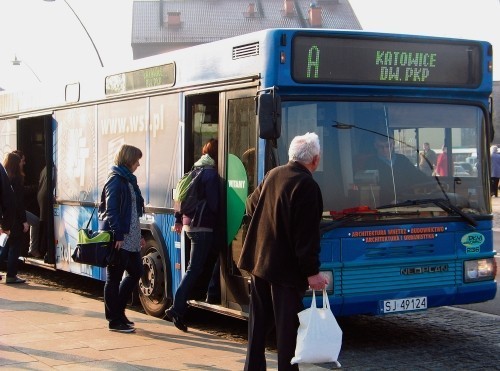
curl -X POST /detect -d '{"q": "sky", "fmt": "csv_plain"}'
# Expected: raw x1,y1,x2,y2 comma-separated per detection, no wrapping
0,0,134,90
0,0,499,91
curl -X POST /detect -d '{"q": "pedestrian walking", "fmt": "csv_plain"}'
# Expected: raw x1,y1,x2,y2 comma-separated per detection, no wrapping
98,144,146,333
435,145,448,176
0,152,28,283
419,142,437,176
490,145,500,197
165,138,220,332
0,158,15,282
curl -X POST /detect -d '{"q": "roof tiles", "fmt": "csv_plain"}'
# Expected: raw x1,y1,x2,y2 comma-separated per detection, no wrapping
132,0,362,45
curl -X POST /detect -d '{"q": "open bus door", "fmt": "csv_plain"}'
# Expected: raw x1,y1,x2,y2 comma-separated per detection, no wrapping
182,88,257,318
222,89,257,316
181,92,222,302
16,114,55,266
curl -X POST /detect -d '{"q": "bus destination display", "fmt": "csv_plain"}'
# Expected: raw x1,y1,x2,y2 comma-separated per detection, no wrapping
106,63,175,95
292,35,481,87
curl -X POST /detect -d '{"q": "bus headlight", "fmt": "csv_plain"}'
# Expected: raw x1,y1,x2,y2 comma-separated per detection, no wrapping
464,258,496,283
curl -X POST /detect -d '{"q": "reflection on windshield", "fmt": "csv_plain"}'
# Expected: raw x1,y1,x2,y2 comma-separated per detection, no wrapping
277,101,487,219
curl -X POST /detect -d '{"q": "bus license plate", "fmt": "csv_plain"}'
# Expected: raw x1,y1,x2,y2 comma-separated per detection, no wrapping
382,297,427,313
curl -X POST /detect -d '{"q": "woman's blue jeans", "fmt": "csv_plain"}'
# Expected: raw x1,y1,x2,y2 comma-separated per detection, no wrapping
171,231,213,317
104,249,143,324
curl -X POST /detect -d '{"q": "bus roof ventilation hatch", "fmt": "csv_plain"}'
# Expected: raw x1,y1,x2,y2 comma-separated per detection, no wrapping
232,42,260,60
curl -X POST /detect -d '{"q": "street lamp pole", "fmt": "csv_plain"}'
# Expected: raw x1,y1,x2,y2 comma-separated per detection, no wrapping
44,0,104,67
12,55,42,82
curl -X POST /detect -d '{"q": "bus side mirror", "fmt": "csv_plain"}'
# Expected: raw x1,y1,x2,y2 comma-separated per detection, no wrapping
257,93,281,140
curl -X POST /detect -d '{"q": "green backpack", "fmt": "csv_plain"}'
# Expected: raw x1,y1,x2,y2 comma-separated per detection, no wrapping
173,167,206,215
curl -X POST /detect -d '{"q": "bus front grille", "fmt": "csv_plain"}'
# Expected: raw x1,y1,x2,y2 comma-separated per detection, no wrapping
340,260,461,295
365,244,435,258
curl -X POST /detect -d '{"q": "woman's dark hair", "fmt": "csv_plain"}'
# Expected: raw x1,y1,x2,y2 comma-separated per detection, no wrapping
12,150,26,176
202,138,218,163
12,149,24,158
3,152,23,182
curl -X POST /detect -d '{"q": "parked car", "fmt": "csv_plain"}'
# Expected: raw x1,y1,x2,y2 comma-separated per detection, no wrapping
454,164,472,177
454,161,476,176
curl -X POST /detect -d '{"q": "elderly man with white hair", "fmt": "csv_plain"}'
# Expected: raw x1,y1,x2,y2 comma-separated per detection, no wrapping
238,132,328,371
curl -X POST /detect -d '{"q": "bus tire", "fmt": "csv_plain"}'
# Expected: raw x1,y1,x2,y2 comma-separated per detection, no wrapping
139,237,172,318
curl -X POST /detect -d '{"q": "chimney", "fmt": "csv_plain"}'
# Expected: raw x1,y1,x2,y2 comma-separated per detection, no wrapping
166,11,181,27
283,0,294,16
308,4,322,27
245,3,256,17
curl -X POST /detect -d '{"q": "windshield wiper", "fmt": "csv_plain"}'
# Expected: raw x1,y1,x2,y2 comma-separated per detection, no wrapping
377,198,477,228
320,209,421,234
321,195,477,234
320,213,364,233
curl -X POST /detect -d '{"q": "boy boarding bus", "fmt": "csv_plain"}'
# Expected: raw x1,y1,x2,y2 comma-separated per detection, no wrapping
0,28,496,319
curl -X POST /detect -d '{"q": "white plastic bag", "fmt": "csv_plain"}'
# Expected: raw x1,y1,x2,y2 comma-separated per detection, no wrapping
291,289,342,367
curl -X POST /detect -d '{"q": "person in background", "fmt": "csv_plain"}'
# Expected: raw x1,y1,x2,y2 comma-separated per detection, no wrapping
435,145,449,177
12,150,41,258
165,138,220,332
0,159,15,282
237,132,328,370
0,153,29,283
419,142,437,176
36,161,57,258
242,147,256,194
490,145,500,197
98,144,146,333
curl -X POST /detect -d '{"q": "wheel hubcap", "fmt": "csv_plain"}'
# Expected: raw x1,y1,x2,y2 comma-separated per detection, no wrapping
139,251,162,298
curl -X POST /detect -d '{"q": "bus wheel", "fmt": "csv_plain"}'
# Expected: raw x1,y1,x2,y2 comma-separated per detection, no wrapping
139,238,171,317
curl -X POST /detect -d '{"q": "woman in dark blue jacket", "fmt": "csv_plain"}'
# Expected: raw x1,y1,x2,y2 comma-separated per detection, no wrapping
98,144,145,333
165,139,220,332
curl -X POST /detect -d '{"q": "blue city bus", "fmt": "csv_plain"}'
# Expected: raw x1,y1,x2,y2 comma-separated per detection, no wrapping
0,28,496,318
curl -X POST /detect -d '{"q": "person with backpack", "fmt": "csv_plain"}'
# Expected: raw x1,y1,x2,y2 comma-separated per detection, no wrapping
165,138,220,332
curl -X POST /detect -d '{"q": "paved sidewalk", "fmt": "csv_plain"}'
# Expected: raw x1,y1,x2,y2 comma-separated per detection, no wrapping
0,281,277,370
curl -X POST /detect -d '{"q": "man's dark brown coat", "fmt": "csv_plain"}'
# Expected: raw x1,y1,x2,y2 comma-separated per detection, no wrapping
237,161,323,291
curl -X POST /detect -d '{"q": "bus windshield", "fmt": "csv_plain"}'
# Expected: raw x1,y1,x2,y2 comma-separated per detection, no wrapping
277,101,487,218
